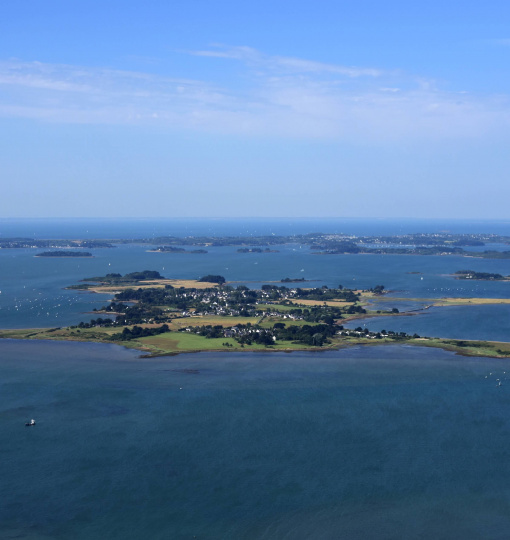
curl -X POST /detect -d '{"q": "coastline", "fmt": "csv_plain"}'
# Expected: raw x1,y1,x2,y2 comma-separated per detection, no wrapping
3,285,510,359
1,327,509,360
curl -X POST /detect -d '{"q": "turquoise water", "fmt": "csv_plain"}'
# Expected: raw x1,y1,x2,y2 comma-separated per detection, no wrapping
3,340,510,539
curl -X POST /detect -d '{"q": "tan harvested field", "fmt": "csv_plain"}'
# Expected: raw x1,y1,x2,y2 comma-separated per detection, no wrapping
381,296,510,307
432,297,510,306
88,278,220,294
161,279,220,289
169,315,260,329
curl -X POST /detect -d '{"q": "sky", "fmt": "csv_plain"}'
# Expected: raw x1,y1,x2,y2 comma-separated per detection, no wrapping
1,0,510,219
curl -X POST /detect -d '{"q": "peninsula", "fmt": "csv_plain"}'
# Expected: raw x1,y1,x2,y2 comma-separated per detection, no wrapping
453,270,510,281
2,270,510,360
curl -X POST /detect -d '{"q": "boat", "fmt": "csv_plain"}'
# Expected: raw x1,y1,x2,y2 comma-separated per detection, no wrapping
25,419,36,426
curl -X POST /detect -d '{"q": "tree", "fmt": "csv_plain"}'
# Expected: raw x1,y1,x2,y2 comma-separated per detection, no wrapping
312,333,323,346
199,275,226,284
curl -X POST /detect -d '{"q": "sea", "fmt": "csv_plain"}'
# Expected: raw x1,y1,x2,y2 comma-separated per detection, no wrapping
2,218,510,539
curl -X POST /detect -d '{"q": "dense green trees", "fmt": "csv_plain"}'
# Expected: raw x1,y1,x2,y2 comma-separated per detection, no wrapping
110,324,170,341
198,275,226,284
454,270,506,280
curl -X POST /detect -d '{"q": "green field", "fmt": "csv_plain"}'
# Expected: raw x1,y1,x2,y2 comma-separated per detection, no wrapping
256,303,298,312
135,331,313,354
258,317,322,329
2,324,510,359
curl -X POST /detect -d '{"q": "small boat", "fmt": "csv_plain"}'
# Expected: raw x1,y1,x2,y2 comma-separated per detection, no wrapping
25,419,36,427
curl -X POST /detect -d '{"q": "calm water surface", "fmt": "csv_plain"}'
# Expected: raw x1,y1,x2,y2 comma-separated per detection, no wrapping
2,340,510,539
2,217,510,239
346,304,510,342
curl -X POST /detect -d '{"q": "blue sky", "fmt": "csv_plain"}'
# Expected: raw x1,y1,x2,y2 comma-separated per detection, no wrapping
2,0,510,218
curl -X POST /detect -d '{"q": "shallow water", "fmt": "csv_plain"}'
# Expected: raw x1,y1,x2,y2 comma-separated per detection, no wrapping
2,340,510,539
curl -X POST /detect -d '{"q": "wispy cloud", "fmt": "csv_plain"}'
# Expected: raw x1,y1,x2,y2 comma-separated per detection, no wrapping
189,45,260,62
0,48,509,141
188,45,381,77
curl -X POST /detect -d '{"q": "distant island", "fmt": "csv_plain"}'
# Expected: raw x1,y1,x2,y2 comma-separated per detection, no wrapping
3,232,510,259
1,239,113,249
237,248,280,253
148,246,208,254
453,270,510,281
36,251,93,258
281,277,307,283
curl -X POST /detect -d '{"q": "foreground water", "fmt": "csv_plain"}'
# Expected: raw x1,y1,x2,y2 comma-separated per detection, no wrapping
2,340,510,539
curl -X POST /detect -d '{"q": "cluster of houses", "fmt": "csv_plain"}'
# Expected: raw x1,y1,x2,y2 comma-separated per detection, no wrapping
337,329,414,339
180,324,275,341
174,286,306,319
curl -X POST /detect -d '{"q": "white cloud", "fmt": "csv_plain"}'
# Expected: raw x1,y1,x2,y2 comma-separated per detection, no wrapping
189,45,381,77
0,49,509,141
189,45,261,62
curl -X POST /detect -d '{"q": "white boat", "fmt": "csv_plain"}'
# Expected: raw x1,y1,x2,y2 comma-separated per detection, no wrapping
25,419,36,426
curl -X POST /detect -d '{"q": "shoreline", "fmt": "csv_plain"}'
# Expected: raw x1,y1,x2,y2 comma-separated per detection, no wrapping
1,328,509,360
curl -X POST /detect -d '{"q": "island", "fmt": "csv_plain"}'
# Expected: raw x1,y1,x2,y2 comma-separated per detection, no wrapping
453,270,510,281
1,239,113,249
237,248,280,253
3,231,510,259
2,269,510,359
148,246,208,254
35,251,93,257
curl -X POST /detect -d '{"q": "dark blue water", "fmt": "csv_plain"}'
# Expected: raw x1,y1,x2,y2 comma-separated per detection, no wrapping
3,340,510,539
